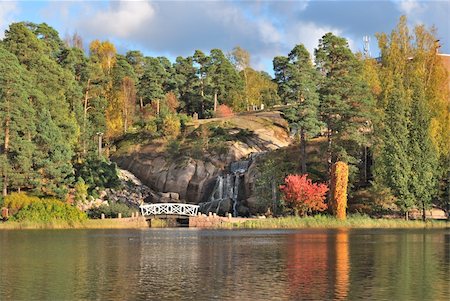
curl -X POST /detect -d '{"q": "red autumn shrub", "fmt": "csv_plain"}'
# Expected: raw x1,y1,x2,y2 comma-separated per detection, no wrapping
279,174,328,216
215,104,234,118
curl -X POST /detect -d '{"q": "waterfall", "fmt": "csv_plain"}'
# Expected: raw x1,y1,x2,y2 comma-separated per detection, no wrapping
232,174,240,217
199,156,254,217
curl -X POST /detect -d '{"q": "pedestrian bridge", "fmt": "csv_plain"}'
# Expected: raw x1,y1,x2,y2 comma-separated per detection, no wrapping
139,203,200,217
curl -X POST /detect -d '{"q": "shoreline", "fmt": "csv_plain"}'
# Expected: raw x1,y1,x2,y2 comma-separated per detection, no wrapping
0,215,448,230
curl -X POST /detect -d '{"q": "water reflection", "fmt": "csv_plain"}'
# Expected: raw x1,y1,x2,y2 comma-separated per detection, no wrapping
285,232,329,299
284,229,351,300
0,228,449,300
334,229,349,300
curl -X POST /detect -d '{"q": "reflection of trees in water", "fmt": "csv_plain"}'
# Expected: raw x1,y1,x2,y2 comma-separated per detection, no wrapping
1,229,448,300
138,230,288,300
286,233,329,299
348,229,450,300
285,230,350,300
334,230,350,300
0,230,143,300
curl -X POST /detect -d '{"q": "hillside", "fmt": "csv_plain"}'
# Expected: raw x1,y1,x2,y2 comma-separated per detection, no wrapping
112,111,291,206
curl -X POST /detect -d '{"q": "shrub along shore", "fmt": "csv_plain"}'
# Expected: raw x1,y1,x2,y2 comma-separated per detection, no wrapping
225,215,449,229
0,217,148,230
0,215,448,230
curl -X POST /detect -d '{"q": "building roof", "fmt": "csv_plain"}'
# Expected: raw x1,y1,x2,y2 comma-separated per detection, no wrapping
437,53,450,98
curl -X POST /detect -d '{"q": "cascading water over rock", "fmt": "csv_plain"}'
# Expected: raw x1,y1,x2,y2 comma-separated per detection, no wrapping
199,159,251,217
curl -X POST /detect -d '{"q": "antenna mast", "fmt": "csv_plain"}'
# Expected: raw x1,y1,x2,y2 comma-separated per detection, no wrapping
363,35,371,58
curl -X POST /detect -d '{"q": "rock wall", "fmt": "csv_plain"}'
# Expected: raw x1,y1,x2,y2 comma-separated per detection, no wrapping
112,112,290,209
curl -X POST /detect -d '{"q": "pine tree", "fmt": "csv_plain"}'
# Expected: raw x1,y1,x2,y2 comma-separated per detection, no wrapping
173,56,200,114
0,46,36,195
315,33,374,179
286,44,323,174
3,23,78,197
207,49,244,112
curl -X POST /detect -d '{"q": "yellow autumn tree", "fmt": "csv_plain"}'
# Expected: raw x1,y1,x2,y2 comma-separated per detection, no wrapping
89,40,117,75
329,161,349,220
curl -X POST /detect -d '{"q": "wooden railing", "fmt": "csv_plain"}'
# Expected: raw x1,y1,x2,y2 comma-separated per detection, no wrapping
139,203,199,217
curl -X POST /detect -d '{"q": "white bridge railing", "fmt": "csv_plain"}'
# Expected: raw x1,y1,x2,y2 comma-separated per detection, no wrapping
139,203,199,217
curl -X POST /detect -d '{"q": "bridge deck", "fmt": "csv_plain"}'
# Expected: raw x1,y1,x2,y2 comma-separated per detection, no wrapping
140,203,200,217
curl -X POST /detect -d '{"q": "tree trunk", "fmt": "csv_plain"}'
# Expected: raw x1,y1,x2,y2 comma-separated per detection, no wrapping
98,133,103,158
244,69,249,111
156,99,160,115
200,78,205,118
83,79,91,155
2,174,7,197
300,128,307,174
327,127,333,200
214,92,218,112
3,113,10,197
327,128,332,177
271,179,277,216
4,117,10,152
123,84,128,134
422,200,426,222
405,211,409,221
140,96,143,109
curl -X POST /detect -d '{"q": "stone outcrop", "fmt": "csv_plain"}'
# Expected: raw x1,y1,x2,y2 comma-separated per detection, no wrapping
112,112,290,211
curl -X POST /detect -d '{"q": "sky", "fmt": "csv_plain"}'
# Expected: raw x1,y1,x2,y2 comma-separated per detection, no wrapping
0,0,449,72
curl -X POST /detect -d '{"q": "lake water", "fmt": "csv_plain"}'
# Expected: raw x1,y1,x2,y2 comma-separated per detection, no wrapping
1,228,449,300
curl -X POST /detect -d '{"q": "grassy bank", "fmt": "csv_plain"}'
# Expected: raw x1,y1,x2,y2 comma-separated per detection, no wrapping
1,215,448,230
0,217,148,230
226,215,449,229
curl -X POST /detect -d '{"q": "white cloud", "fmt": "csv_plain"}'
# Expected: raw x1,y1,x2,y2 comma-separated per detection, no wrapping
257,20,282,44
285,21,345,55
0,1,18,38
398,0,425,15
80,1,155,38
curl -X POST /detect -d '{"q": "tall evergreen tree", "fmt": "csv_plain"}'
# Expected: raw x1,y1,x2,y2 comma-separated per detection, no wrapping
374,76,414,215
193,50,210,117
173,56,200,114
273,56,291,103
315,33,374,179
3,23,79,197
288,45,323,174
207,49,244,112
0,46,36,195
275,45,323,174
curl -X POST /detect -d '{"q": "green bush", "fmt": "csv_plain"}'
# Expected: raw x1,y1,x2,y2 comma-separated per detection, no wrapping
166,139,181,158
13,199,87,223
74,177,89,205
178,113,192,131
87,201,134,218
4,192,40,215
74,157,121,194
162,114,181,138
144,117,158,134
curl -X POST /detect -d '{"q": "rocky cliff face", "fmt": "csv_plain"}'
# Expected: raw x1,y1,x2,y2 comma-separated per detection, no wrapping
112,112,291,211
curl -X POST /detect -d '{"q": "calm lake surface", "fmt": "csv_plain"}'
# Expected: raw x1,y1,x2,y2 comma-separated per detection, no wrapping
0,228,449,300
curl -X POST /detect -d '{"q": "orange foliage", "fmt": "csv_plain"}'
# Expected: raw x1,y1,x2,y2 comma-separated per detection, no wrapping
286,233,328,299
164,92,179,113
214,104,234,118
279,174,328,216
335,230,350,299
330,161,349,220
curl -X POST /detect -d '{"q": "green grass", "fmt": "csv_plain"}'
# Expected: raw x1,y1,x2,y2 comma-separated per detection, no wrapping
227,214,449,229
149,218,170,228
0,217,149,230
